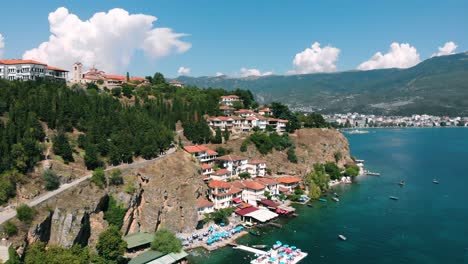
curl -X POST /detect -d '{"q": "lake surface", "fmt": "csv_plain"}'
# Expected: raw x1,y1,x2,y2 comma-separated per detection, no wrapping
189,128,468,264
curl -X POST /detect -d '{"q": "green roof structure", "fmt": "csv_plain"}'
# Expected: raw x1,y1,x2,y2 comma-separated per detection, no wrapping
128,250,188,264
124,232,155,249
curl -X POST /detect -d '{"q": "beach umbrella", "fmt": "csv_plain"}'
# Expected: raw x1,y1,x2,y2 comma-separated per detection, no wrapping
284,244,289,248
269,257,276,261
276,241,282,245
291,246,297,250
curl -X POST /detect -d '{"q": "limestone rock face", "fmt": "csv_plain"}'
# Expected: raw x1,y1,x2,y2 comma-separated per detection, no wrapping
121,151,205,234
48,208,90,248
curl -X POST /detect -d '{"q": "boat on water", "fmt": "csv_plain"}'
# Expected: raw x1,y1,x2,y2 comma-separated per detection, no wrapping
398,180,405,186
319,198,327,202
252,245,267,249
433,179,439,184
306,204,314,208
332,197,340,202
346,129,369,134
389,196,399,200
333,192,339,197
338,235,347,241
366,171,381,176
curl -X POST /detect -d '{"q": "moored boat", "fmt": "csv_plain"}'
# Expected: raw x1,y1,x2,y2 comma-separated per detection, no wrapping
389,196,399,200
319,198,327,202
433,179,439,184
332,197,340,202
252,244,267,249
398,180,405,186
338,234,347,241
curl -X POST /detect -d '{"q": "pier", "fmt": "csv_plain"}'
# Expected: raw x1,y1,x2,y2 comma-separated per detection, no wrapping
231,243,268,255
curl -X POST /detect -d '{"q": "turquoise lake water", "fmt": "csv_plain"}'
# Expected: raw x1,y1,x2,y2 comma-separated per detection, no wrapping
188,128,468,264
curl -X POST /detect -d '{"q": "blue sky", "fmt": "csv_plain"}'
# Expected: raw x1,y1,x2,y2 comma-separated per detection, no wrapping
0,0,466,77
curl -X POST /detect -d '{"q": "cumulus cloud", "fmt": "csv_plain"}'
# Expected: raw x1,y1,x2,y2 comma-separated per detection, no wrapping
432,41,458,57
216,72,224,77
177,66,191,75
0,34,4,58
239,68,273,77
288,42,340,74
22,7,191,72
357,42,420,70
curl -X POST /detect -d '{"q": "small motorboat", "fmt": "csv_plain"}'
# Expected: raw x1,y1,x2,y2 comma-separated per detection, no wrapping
319,198,327,202
332,197,340,202
333,192,339,197
307,203,314,208
433,179,439,184
338,235,347,241
398,180,405,186
252,245,267,249
389,196,399,200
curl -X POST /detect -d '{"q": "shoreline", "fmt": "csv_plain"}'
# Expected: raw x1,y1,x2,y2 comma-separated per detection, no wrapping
184,231,249,252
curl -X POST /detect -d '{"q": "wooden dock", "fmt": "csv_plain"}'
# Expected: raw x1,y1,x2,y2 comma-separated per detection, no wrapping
233,244,268,255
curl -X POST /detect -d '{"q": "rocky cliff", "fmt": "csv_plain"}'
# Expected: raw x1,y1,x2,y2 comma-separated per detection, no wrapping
26,149,204,250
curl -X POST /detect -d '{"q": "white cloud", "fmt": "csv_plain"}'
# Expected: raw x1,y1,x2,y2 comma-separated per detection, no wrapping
357,42,420,70
432,41,458,57
216,72,224,77
177,66,191,76
0,34,4,58
288,42,340,74
22,7,191,72
239,68,273,77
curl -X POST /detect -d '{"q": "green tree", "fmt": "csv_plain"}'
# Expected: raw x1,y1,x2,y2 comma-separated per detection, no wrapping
91,168,106,188
308,181,321,200
3,221,18,236
111,87,122,97
324,162,341,180
16,204,35,223
212,127,222,144
287,147,298,163
151,229,182,254
238,172,250,179
104,196,126,229
152,72,166,86
43,169,60,191
53,132,74,163
84,144,103,170
96,226,127,262
122,84,133,98
232,101,244,110
0,176,16,205
344,164,360,177
108,169,123,186
223,129,230,142
7,245,22,264
240,140,248,152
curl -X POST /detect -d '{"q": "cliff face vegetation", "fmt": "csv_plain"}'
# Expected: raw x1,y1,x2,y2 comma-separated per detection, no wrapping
207,128,353,176
24,150,204,251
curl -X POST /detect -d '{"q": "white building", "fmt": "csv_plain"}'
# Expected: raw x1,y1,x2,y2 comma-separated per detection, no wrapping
220,95,243,106
208,180,242,209
0,59,68,81
246,160,267,177
184,145,218,165
197,197,214,216
215,155,248,177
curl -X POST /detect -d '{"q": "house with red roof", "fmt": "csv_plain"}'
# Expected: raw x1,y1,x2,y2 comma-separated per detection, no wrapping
220,95,243,106
197,197,214,216
246,159,267,177
201,164,214,175
219,105,235,116
183,145,218,164
208,180,242,209
210,169,231,181
277,176,302,193
216,155,248,177
258,107,273,116
255,177,279,196
230,180,266,206
0,59,68,81
71,62,148,88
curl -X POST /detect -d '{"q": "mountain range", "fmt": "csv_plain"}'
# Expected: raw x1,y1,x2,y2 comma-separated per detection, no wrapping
176,52,468,116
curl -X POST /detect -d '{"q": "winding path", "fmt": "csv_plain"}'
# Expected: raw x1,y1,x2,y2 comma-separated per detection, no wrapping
0,147,177,225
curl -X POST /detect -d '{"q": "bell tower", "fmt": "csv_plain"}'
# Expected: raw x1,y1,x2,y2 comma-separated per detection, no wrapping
72,62,83,83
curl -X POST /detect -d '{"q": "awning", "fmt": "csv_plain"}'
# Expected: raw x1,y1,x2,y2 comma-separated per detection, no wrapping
245,209,278,222
232,197,242,203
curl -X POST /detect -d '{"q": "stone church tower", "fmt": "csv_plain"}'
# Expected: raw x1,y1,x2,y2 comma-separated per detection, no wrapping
72,62,83,83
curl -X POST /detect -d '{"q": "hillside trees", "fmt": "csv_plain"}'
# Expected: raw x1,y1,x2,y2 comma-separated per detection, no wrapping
52,132,74,163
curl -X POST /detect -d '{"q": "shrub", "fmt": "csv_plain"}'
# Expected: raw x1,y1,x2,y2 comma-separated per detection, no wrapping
91,168,106,188
3,221,18,236
324,162,341,180
215,147,232,156
240,140,248,152
151,229,182,254
43,169,60,191
287,147,298,163
104,196,126,229
108,170,123,186
238,172,250,179
16,204,35,223
344,164,360,177
96,226,127,262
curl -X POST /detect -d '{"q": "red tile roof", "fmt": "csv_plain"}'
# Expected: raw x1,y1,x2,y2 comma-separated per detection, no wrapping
208,180,231,189
105,74,126,81
235,206,258,216
206,149,218,155
130,76,146,82
184,145,208,153
243,180,266,191
255,177,278,185
259,199,278,208
249,159,266,165
0,59,47,65
201,164,213,170
221,95,240,99
47,65,69,72
197,197,214,209
219,105,235,110
212,169,230,176
216,155,247,161
277,176,301,184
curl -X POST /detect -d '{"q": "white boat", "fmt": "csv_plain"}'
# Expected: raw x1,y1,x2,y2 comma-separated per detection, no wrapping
433,179,439,184
389,196,399,200
338,235,347,241
366,171,381,176
346,129,369,134
332,197,340,202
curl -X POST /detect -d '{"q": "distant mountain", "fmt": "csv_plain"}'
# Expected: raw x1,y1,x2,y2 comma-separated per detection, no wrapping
177,52,468,115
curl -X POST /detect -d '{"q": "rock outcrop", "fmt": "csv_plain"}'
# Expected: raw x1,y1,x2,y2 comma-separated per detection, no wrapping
121,151,206,234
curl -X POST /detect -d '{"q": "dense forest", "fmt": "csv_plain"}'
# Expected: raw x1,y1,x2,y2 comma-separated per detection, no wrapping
0,77,251,204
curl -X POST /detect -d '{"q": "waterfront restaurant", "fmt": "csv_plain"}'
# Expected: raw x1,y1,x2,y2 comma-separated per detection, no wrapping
235,206,278,223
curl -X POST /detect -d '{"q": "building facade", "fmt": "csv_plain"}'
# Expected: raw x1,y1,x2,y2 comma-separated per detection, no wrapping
0,59,68,81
